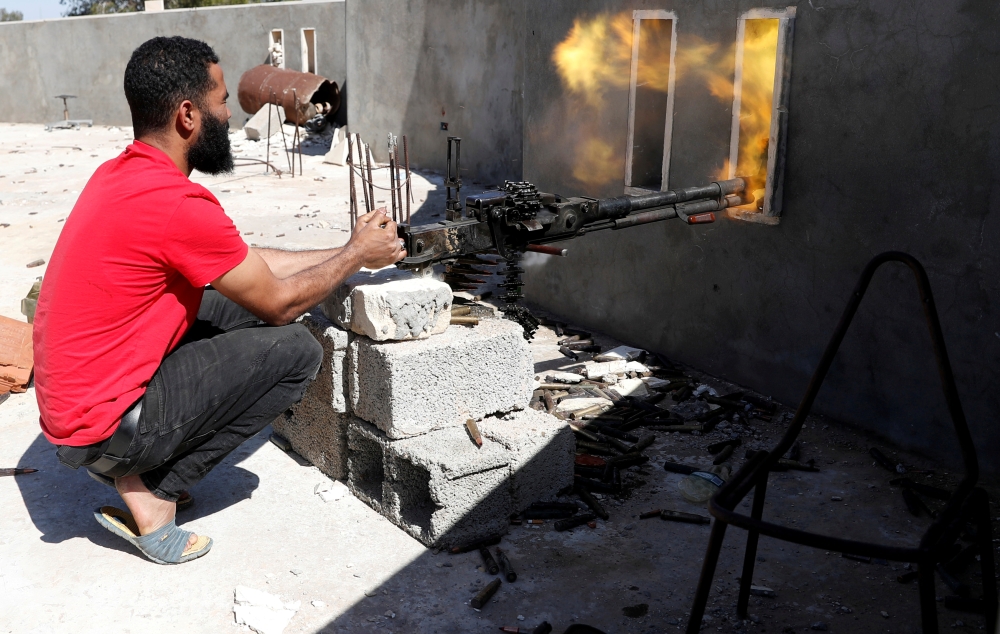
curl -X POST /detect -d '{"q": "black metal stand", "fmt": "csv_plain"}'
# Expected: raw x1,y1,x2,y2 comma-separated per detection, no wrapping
685,252,997,634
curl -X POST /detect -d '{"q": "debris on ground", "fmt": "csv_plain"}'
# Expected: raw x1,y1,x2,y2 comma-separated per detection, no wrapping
232,586,300,634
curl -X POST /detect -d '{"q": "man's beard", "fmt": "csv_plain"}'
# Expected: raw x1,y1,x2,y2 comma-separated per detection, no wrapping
187,110,234,175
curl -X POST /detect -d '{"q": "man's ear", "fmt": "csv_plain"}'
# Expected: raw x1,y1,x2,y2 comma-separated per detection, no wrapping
176,99,198,138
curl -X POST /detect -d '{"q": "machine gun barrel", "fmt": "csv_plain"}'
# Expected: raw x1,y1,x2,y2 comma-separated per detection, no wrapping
396,177,749,269
595,178,747,221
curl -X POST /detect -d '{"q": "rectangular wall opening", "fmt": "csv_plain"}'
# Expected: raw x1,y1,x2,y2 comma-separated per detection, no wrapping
624,10,677,195
727,7,795,222
269,29,285,69
301,28,317,75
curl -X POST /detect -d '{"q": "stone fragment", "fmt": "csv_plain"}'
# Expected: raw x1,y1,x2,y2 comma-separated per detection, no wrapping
271,311,350,479
585,360,626,380
348,317,533,439
642,377,673,390
749,585,775,598
323,268,452,341
610,378,649,399
543,370,583,384
323,126,348,165
233,586,300,634
479,409,575,512
554,396,612,414
594,345,644,362
624,360,649,373
244,105,286,141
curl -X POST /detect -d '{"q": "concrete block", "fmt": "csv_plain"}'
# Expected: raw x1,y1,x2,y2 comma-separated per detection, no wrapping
271,311,351,478
346,418,511,547
387,423,511,547
479,409,575,512
346,417,392,517
322,268,452,341
322,127,348,166
244,104,286,141
348,318,534,439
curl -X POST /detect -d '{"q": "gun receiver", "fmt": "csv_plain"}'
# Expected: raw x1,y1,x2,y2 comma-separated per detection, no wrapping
395,138,752,338
398,178,750,268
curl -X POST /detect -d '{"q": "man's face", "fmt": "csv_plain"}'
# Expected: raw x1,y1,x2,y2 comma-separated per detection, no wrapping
187,63,234,175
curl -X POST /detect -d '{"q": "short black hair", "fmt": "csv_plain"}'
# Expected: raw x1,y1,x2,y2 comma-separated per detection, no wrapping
124,36,220,137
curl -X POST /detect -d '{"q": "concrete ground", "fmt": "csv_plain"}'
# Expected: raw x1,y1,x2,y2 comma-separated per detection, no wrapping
1,124,997,634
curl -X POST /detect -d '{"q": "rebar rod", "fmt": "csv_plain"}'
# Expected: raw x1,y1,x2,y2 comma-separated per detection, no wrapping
403,135,412,222
346,132,358,228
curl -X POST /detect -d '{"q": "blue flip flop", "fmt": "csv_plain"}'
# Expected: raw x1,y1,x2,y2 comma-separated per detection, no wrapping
87,470,194,510
93,506,212,565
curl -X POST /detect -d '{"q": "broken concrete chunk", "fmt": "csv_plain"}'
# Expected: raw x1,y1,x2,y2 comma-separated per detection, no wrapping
624,360,649,374
585,360,626,380
323,126,348,166
642,376,673,390
543,370,583,384
594,345,644,362
348,317,533,439
322,268,452,341
244,105,286,141
610,378,649,399
554,396,613,413
233,586,300,634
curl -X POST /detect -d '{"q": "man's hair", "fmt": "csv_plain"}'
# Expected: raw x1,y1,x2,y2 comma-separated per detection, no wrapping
124,36,220,137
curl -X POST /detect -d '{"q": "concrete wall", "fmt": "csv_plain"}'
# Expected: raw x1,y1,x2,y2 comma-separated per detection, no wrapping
0,1,346,127
521,0,1000,474
346,0,523,183
348,0,1000,474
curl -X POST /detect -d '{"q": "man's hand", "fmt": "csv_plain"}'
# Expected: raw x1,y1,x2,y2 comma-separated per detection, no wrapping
211,208,407,326
346,208,407,269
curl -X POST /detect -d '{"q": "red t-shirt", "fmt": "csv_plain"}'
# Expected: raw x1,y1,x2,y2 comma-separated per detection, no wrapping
34,141,249,446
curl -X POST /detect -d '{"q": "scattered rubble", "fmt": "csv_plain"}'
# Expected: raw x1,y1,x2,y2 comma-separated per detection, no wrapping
232,586,300,634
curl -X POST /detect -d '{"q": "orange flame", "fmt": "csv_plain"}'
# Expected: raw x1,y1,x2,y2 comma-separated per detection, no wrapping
551,12,780,199
733,19,780,198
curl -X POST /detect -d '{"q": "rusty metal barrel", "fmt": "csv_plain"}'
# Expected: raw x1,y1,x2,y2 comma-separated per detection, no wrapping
237,65,340,125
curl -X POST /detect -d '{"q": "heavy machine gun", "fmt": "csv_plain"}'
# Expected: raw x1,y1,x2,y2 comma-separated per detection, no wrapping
396,138,754,338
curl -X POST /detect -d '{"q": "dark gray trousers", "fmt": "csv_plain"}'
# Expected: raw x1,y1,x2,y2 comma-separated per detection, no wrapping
59,291,322,501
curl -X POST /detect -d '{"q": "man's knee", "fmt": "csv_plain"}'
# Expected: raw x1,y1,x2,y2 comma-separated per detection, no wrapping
282,322,323,381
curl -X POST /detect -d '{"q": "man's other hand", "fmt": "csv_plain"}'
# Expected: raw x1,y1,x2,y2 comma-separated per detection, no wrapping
347,208,406,269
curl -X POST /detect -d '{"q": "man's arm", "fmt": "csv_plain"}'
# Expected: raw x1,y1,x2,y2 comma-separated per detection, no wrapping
252,246,343,279
212,210,404,326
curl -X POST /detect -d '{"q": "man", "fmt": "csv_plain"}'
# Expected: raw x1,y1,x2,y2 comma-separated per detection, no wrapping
33,36,404,565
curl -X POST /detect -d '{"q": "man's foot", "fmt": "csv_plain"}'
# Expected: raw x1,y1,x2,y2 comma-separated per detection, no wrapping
116,474,199,552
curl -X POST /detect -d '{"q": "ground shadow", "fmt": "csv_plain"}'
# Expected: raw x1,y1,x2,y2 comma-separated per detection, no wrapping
14,431,264,548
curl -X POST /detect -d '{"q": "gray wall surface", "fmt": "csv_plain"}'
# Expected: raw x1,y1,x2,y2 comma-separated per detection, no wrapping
346,0,523,183
520,0,1000,474
0,1,346,127
349,0,1000,474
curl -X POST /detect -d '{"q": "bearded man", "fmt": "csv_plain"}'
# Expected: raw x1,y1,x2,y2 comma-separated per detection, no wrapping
32,36,404,564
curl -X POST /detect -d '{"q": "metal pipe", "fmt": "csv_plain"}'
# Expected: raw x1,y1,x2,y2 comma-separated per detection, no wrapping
365,143,376,212
403,135,412,222
357,134,372,215
346,133,358,228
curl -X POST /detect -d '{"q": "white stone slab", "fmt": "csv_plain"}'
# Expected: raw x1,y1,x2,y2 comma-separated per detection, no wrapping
584,360,626,380
593,345,645,362
322,268,452,341
323,127,348,166
244,105,286,141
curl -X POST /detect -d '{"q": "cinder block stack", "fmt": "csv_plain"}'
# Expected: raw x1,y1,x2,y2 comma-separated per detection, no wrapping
273,269,574,547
